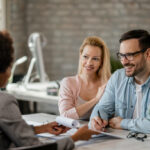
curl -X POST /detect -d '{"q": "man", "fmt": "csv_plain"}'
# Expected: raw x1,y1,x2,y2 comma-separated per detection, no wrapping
90,29,150,134
0,30,98,150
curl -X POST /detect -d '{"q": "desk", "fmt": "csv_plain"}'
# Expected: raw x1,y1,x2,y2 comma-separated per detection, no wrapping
23,113,150,150
6,83,59,114
23,113,57,123
75,138,150,150
7,83,59,105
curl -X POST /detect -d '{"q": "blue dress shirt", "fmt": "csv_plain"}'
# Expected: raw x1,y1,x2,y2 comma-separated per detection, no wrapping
90,68,150,133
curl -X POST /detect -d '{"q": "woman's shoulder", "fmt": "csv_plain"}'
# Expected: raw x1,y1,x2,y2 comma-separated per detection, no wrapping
0,91,17,109
61,75,79,86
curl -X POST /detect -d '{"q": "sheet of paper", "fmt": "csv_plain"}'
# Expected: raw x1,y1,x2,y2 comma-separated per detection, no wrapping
24,114,138,140
93,128,129,139
36,133,55,138
75,134,119,147
56,116,80,128
62,128,78,136
25,120,42,126
37,128,78,140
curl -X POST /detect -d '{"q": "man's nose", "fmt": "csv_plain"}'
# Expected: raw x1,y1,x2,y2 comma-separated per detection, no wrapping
121,56,129,65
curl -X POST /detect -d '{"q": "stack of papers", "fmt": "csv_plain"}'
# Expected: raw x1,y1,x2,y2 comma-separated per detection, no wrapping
23,115,131,140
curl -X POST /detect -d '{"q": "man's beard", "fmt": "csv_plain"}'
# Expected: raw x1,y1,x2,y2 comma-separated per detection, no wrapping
124,63,144,77
124,63,135,77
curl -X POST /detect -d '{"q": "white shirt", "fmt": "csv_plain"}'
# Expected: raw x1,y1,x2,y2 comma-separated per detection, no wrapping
133,83,142,118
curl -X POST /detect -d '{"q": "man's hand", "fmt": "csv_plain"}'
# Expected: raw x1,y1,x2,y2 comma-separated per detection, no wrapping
109,117,123,129
71,125,99,142
34,121,70,135
91,116,108,131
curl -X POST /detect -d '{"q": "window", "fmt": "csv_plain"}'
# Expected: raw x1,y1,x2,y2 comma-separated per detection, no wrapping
0,0,6,29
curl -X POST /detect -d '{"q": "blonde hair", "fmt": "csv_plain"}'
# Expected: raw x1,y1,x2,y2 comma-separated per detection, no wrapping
78,36,111,84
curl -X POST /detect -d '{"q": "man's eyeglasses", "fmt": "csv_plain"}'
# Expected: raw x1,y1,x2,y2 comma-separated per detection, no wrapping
127,131,147,142
117,48,147,61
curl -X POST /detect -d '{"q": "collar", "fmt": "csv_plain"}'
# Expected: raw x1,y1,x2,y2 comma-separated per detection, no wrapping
129,76,134,84
128,75,150,88
142,75,150,87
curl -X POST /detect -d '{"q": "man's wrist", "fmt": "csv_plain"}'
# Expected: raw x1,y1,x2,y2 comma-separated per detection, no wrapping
120,119,131,130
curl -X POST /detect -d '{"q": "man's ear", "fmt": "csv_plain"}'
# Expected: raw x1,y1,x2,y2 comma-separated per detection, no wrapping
146,48,150,60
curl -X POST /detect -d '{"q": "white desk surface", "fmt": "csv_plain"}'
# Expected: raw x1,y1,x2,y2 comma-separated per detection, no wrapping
23,113,150,150
75,138,150,150
6,83,59,104
23,113,57,123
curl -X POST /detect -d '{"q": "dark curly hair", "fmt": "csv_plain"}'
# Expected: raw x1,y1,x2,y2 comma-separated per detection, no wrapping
0,30,14,73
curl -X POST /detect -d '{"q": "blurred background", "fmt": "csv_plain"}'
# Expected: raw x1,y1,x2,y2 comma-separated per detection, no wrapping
0,0,150,114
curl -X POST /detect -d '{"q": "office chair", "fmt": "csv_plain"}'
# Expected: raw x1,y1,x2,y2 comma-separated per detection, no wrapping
9,142,57,150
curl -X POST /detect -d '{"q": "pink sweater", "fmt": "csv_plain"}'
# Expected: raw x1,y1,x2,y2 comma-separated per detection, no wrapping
58,75,81,119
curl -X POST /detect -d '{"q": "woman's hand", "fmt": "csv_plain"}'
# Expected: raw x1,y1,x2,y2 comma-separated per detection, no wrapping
95,84,106,102
45,122,63,135
71,125,99,142
34,121,70,135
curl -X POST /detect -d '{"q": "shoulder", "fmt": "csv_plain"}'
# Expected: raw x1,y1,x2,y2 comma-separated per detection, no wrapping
108,68,129,87
0,91,17,107
61,75,79,87
0,91,20,119
0,92,16,102
111,68,126,79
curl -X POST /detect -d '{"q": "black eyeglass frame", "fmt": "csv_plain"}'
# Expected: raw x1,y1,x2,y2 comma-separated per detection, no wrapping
127,131,147,142
117,48,147,61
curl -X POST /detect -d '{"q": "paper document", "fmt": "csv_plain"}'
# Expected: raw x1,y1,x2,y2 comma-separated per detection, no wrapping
24,120,42,126
56,116,80,128
36,133,56,138
94,128,129,139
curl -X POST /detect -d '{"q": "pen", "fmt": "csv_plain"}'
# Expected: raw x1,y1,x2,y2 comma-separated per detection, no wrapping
98,111,105,131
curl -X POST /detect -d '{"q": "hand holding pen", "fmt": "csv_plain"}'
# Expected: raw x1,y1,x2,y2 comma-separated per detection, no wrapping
91,112,108,132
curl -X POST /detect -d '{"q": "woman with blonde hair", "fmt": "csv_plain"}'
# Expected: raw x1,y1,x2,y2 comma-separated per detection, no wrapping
58,36,111,120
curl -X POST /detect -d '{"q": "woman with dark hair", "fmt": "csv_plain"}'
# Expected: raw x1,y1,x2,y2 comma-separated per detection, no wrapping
0,30,98,150
0,31,14,88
